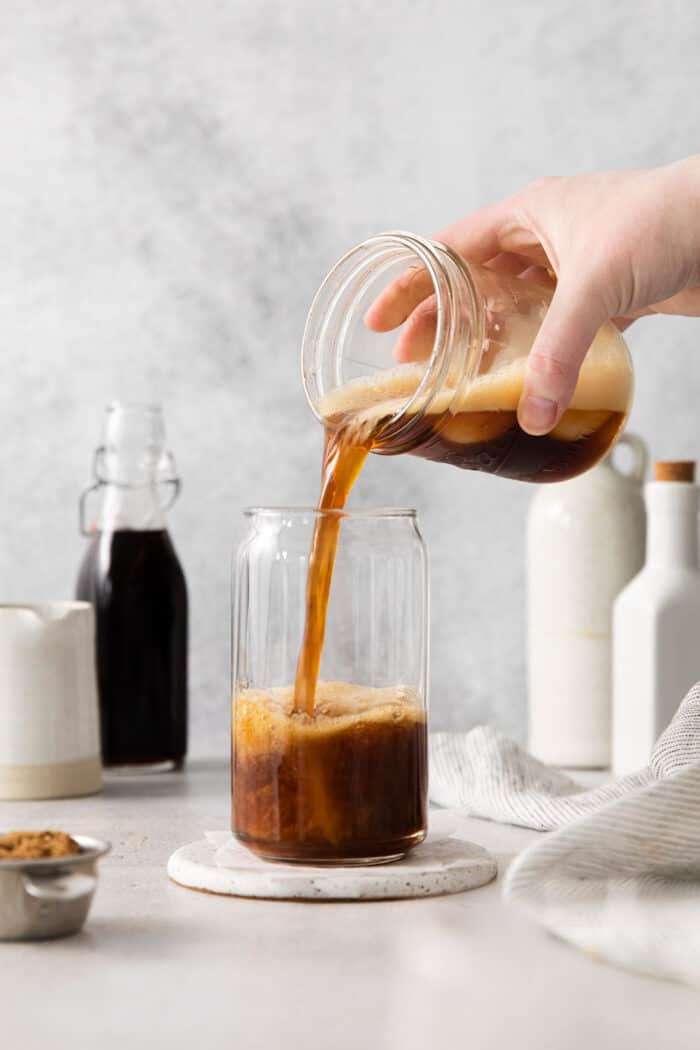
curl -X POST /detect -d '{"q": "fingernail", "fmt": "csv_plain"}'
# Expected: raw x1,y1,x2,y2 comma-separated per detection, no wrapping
520,396,558,435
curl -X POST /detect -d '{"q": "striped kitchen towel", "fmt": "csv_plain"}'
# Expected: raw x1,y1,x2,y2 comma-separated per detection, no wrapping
430,682,700,987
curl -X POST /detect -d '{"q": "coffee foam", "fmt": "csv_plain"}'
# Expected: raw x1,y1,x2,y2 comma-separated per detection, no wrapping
319,320,632,434
234,681,425,751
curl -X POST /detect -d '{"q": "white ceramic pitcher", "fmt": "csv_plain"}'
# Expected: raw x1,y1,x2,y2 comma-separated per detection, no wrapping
0,602,102,800
526,434,648,768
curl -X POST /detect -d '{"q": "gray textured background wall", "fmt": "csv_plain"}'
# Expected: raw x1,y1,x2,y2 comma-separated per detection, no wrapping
1,1,699,755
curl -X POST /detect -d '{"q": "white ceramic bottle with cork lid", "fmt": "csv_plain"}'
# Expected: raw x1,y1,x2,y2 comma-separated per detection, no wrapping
613,460,700,776
527,433,648,768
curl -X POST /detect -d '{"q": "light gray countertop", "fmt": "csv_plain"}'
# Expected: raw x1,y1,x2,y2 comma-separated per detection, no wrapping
2,759,698,1050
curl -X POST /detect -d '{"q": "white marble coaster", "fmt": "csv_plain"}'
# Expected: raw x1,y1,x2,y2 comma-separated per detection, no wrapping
167,811,497,901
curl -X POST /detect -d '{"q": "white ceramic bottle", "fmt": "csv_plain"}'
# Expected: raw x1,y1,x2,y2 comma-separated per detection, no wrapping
527,434,647,768
613,461,700,776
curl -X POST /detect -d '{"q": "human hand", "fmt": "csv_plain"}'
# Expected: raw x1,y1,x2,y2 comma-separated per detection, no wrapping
365,157,700,434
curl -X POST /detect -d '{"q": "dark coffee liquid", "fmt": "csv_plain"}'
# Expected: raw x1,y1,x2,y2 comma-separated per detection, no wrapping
233,684,427,863
382,407,627,482
77,529,187,769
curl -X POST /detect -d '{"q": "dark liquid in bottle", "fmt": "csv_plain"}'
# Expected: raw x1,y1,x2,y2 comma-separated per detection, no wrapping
77,529,187,769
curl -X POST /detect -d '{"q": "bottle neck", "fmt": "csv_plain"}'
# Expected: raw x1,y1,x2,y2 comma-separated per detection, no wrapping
81,403,180,534
645,483,699,569
97,442,168,531
99,479,166,532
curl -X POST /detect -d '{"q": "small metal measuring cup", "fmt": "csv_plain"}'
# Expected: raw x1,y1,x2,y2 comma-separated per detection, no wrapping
0,835,110,940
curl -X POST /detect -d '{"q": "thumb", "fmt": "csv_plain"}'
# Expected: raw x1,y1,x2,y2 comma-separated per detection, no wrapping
517,277,609,435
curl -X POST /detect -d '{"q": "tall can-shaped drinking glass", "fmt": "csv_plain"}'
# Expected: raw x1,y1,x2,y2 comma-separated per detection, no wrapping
232,507,429,865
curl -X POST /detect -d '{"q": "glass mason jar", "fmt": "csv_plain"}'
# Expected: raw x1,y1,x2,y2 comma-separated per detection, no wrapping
302,231,634,482
231,507,429,865
76,402,188,773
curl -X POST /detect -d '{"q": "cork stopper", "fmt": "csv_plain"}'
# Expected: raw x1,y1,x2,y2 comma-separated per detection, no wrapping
654,461,696,483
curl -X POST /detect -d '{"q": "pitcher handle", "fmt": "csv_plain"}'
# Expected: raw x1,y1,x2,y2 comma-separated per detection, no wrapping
609,432,648,482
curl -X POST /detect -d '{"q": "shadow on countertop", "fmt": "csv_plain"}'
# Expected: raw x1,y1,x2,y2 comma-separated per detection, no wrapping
101,756,228,799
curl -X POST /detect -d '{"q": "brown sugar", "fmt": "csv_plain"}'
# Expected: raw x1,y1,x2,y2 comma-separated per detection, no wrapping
0,830,80,860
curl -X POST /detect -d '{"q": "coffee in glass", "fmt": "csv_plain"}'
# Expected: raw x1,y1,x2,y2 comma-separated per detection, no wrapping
231,508,428,864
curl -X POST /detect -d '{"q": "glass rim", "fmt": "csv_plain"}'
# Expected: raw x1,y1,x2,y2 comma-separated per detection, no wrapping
243,505,417,520
300,231,481,448
301,232,453,426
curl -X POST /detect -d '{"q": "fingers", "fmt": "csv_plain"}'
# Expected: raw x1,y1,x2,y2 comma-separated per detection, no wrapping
647,286,700,317
517,264,555,286
387,265,555,362
363,265,434,332
437,201,551,269
392,295,438,362
366,197,551,335
611,315,641,332
517,278,608,435
483,252,533,276
365,249,540,337
365,200,520,335
434,199,522,261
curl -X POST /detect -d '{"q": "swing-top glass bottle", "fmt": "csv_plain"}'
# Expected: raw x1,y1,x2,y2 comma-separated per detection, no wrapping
76,402,188,773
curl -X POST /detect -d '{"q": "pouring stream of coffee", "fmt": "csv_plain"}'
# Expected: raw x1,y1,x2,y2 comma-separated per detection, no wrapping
294,342,629,716
293,427,370,715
